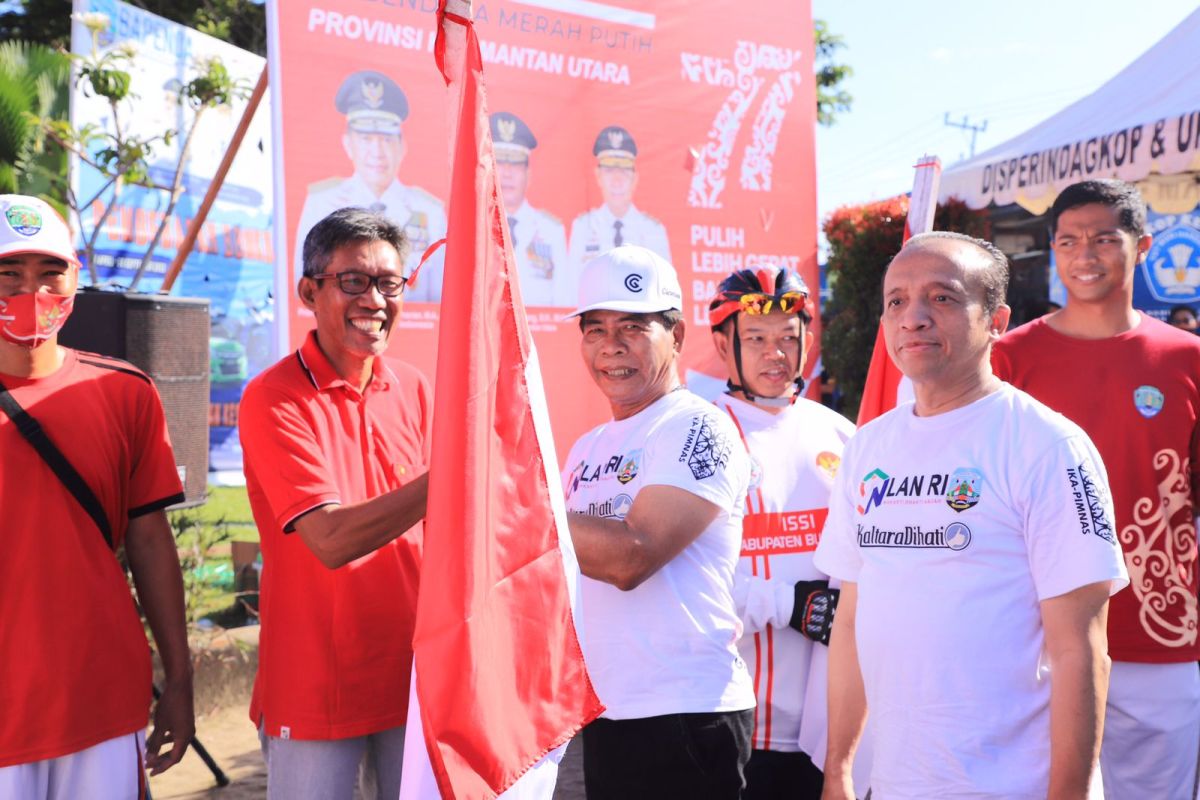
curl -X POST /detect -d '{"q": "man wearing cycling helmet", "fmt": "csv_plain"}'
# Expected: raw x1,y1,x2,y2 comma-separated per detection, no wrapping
709,268,857,799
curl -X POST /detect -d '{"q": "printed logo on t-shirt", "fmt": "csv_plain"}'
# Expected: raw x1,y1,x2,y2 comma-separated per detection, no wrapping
857,521,972,551
1134,385,1165,418
566,461,585,499
742,508,828,555
748,454,764,489
1066,460,1116,544
584,493,633,520
855,468,973,516
567,450,639,499
678,414,733,480
945,467,983,513
816,451,841,478
617,450,641,484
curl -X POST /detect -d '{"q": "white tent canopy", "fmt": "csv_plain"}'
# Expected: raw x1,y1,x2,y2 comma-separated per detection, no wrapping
939,9,1200,215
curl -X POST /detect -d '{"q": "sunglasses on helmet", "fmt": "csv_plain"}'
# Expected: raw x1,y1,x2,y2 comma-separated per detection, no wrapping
736,291,807,315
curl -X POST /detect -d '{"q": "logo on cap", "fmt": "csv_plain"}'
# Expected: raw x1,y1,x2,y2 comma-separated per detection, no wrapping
361,80,384,109
497,118,517,143
624,273,643,292
607,130,625,149
5,205,43,237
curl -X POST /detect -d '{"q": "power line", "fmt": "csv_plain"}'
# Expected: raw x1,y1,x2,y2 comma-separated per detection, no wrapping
943,113,988,157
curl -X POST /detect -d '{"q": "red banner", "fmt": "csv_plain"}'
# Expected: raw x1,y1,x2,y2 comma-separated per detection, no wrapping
268,0,817,455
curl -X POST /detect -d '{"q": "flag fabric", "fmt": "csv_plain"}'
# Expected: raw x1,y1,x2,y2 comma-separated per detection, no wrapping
855,331,906,425
400,2,604,798
855,156,942,426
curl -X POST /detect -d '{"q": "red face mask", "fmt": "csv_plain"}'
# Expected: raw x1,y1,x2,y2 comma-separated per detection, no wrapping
0,292,75,348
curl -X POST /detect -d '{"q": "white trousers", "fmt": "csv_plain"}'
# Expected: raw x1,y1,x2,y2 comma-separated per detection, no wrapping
260,724,406,800
0,732,144,800
1101,660,1200,800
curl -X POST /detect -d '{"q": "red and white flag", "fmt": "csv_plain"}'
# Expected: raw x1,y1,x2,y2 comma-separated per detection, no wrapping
399,2,604,797
856,155,941,426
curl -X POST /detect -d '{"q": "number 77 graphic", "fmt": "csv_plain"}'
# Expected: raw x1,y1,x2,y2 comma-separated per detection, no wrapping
683,42,806,209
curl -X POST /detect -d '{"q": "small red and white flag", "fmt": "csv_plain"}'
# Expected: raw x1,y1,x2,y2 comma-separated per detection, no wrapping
856,155,941,426
399,2,604,798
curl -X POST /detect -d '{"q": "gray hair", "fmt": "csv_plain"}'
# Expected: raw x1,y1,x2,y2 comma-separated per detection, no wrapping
301,207,409,279
899,231,1009,314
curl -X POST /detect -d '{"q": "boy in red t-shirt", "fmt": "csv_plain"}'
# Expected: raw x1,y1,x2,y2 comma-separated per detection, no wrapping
995,179,1200,798
0,195,192,798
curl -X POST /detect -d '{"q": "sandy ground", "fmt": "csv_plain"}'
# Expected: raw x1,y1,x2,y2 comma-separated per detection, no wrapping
148,705,266,800
147,706,587,800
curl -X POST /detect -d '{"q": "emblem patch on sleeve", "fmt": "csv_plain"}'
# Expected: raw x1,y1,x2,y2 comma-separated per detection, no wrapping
679,414,732,480
1066,460,1115,544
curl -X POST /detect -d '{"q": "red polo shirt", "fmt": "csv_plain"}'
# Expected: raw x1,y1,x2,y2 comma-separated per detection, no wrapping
1,349,184,767
240,331,430,739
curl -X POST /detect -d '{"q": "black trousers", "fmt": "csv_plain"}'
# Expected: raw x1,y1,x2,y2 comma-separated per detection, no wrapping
743,748,825,800
581,710,753,800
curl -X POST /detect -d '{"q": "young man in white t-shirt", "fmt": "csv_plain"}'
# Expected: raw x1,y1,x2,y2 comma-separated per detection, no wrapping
562,245,755,799
707,267,856,800
815,232,1128,800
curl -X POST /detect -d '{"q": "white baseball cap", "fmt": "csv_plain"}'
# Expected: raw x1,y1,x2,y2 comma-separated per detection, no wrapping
0,195,81,267
565,245,683,318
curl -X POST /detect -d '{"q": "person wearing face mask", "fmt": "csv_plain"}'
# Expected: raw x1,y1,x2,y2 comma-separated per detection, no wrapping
0,194,194,797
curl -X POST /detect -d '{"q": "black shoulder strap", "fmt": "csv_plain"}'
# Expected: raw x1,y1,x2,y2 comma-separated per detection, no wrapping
0,380,114,549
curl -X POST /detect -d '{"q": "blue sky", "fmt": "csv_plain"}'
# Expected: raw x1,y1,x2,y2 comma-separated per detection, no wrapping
812,0,1199,227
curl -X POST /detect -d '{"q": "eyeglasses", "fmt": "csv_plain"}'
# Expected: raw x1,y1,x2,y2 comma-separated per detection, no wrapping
312,271,407,297
737,291,807,315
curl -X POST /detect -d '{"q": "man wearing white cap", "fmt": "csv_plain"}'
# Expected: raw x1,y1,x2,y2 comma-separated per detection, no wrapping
294,70,448,302
0,195,193,797
561,245,755,799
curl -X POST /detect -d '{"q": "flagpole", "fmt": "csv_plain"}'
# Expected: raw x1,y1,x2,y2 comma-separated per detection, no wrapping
402,1,602,796
159,66,269,294
855,155,942,426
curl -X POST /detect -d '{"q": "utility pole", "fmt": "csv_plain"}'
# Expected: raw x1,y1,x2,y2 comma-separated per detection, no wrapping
944,113,988,158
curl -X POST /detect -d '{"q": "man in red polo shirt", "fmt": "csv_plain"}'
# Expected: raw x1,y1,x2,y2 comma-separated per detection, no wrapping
240,207,430,799
0,194,193,798
994,179,1200,798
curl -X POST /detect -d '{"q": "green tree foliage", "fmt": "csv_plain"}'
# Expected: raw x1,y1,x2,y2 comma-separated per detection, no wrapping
0,0,267,55
821,196,989,418
814,19,852,126
0,40,70,197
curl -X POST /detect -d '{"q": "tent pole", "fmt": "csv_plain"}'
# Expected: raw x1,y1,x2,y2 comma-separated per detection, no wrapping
159,66,269,294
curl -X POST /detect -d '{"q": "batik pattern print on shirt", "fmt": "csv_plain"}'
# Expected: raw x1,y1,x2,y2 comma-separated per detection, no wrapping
1120,447,1199,648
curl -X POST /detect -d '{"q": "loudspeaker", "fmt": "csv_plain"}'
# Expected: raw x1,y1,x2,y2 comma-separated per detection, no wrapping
59,289,210,507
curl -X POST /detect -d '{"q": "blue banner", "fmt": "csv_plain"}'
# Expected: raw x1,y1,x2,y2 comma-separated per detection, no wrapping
71,0,276,473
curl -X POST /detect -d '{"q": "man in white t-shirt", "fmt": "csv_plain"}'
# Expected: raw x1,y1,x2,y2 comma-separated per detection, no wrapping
815,232,1128,800
707,267,855,800
562,245,755,799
